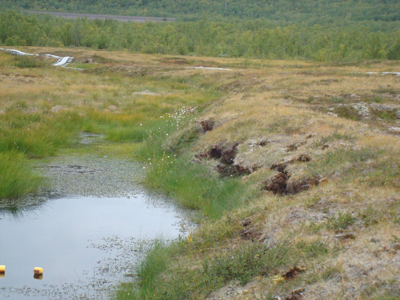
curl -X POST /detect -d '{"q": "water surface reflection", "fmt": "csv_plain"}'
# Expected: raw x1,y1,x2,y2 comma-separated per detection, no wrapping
0,193,186,299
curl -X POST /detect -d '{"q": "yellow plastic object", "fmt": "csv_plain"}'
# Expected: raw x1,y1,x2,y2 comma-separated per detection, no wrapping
34,274,43,280
0,273,4,278
33,267,43,275
0,265,5,273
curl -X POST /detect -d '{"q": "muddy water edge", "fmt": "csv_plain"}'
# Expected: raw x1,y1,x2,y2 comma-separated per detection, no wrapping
0,133,193,299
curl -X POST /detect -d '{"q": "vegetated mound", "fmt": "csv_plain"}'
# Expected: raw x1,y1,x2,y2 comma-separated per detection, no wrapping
125,57,400,299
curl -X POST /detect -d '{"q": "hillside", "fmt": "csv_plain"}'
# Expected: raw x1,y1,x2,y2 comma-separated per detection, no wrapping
1,0,400,24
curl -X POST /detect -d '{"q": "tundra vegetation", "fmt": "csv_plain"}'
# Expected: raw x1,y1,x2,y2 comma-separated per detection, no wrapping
1,47,400,299
1,11,400,61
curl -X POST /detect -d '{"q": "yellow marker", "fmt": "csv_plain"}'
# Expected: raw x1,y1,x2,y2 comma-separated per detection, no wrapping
0,265,5,274
34,267,43,275
0,274,4,278
34,274,43,280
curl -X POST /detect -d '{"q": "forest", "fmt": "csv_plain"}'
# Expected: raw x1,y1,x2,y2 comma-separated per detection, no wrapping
1,0,400,24
1,11,400,61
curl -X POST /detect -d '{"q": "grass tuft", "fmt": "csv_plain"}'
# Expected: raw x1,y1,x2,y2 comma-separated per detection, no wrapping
0,152,42,199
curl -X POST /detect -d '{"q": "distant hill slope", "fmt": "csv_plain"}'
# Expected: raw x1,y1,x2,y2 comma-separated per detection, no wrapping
1,0,400,23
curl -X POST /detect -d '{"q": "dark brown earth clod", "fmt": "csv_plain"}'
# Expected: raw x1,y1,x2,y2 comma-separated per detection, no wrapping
240,228,262,241
286,176,320,194
283,267,305,280
216,164,252,177
287,144,298,152
220,143,239,165
239,218,252,227
257,139,269,146
296,154,311,162
285,288,305,300
210,144,223,159
270,162,288,173
264,172,289,194
199,118,215,132
264,172,320,195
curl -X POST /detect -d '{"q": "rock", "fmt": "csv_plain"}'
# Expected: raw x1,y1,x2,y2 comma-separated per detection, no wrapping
375,104,393,111
352,103,370,118
327,112,338,117
388,126,400,133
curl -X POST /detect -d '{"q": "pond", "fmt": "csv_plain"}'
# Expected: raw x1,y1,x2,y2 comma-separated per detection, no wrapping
0,151,190,299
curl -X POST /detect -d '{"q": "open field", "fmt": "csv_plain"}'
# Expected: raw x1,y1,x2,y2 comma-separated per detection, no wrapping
1,47,400,299
26,11,176,22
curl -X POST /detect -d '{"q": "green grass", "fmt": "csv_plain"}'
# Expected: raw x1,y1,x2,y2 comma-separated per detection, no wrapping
0,111,81,158
0,152,42,199
117,241,293,300
144,152,248,219
327,212,356,232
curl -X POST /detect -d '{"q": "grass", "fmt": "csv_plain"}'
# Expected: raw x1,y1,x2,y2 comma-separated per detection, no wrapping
117,241,293,300
145,153,248,219
13,55,49,68
0,152,42,198
327,212,356,233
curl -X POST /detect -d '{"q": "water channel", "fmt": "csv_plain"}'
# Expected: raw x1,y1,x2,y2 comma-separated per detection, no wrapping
0,136,190,299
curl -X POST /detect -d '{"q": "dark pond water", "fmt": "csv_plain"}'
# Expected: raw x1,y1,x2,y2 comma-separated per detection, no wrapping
0,152,190,299
0,194,186,299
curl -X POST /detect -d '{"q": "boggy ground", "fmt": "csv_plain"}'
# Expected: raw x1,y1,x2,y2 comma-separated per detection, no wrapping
1,47,400,299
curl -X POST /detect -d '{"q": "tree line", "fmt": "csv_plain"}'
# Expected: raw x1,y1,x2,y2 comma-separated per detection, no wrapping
1,11,400,61
2,0,400,24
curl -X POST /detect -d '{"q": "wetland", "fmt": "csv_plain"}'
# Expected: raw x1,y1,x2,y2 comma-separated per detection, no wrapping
1,48,400,299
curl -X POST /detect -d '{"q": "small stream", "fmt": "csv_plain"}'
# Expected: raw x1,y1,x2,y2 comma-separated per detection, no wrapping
0,136,191,299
